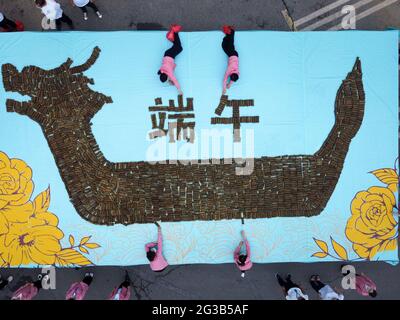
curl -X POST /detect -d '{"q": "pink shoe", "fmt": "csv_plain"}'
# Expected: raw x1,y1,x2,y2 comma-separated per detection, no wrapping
223,25,233,35
166,30,175,42
171,24,182,33
166,24,182,42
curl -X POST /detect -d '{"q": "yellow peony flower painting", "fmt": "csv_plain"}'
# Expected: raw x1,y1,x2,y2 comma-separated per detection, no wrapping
0,151,100,267
312,163,399,261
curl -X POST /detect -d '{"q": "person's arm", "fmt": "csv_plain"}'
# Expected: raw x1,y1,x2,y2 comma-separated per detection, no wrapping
156,226,163,255
70,0,75,6
244,238,251,259
167,73,182,94
222,70,229,92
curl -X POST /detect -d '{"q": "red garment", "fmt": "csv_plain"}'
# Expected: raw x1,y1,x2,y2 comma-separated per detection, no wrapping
356,274,376,296
223,56,239,91
145,228,169,272
108,286,131,300
234,238,253,271
159,56,181,91
11,283,39,300
65,281,89,300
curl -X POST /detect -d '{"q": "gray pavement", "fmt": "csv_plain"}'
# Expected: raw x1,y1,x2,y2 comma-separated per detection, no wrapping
0,0,399,300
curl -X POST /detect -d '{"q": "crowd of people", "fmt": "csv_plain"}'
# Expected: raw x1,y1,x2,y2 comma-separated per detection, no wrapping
0,221,378,300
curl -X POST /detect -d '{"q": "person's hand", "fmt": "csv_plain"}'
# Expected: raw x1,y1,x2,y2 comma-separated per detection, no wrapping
178,89,183,96
222,88,226,95
154,221,161,228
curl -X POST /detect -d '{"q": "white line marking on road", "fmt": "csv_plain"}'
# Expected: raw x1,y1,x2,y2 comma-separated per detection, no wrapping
294,0,353,28
301,0,376,31
328,0,400,30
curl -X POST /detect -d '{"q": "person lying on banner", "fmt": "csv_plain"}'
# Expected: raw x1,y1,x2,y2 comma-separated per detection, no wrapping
145,221,169,272
158,24,183,95
234,230,253,277
222,25,239,95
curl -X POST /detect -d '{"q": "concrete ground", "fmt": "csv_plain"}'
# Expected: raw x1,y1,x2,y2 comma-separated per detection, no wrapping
0,0,399,300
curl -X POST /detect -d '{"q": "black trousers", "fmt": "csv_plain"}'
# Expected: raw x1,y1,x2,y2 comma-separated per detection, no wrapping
0,17,17,31
55,13,74,31
310,280,325,293
0,279,9,290
277,274,299,293
222,30,238,57
118,280,130,289
33,280,42,290
82,275,93,286
164,33,183,59
79,2,99,13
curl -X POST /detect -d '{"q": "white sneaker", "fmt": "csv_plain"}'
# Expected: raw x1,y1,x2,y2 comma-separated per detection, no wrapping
83,12,88,21
96,11,102,19
7,276,13,283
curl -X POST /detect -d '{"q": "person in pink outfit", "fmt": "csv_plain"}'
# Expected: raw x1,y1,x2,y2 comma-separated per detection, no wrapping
11,274,44,300
65,272,93,300
222,25,239,94
145,222,169,272
158,24,183,95
108,271,132,300
356,272,377,298
234,230,252,277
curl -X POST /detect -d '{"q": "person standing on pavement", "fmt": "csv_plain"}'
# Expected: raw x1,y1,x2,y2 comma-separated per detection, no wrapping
70,0,103,21
234,230,252,277
276,274,309,300
35,0,74,31
310,275,344,300
65,272,94,300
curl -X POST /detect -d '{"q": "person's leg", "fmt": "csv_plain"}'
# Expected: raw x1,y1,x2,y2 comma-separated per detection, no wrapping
87,2,100,12
2,17,17,31
164,33,183,59
285,275,300,290
222,31,238,57
276,274,290,292
60,13,74,29
0,280,8,290
33,280,42,290
55,18,62,31
82,274,93,286
79,6,88,13
310,280,321,293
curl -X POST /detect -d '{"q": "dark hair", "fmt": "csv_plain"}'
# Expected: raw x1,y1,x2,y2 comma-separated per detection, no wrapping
35,0,46,7
369,290,377,298
146,250,156,262
158,72,168,83
230,73,239,82
238,254,247,266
